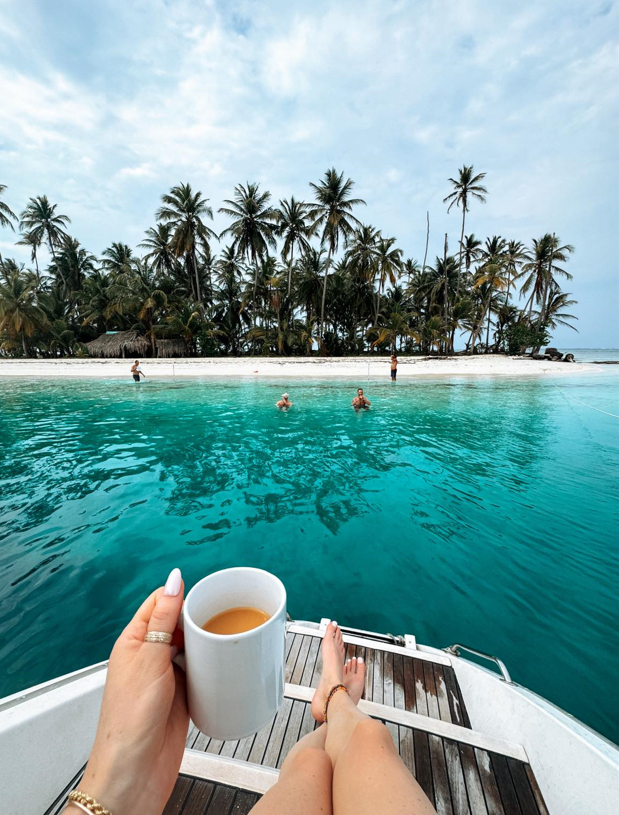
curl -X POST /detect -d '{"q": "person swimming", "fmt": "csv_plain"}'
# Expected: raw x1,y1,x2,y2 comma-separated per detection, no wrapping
276,392,293,409
352,387,371,410
131,360,145,383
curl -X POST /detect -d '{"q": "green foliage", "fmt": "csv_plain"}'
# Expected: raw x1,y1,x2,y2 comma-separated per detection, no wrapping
503,322,550,354
0,171,577,358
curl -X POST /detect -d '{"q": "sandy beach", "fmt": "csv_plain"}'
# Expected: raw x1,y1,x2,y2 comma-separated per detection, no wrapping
0,355,599,378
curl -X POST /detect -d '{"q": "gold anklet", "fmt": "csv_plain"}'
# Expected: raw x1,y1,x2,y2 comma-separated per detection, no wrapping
324,683,349,722
68,790,113,815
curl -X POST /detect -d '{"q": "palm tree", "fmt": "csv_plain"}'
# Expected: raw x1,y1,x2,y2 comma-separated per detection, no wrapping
503,240,526,306
370,309,419,353
0,267,47,356
101,242,134,276
372,237,403,326
474,239,509,350
296,248,325,332
543,287,578,332
19,196,71,264
0,185,18,231
157,183,217,302
443,166,487,292
139,224,176,275
16,231,43,273
213,246,249,355
48,238,97,296
307,168,365,336
276,197,313,296
517,234,573,326
219,183,278,324
460,234,482,280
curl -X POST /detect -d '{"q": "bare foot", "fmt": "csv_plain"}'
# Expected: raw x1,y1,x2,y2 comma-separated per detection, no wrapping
343,656,365,705
311,621,345,722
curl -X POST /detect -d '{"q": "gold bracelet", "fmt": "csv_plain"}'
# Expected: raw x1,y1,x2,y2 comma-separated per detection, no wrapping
68,790,113,815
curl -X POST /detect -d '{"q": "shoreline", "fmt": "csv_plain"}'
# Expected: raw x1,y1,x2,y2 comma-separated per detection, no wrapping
0,355,600,378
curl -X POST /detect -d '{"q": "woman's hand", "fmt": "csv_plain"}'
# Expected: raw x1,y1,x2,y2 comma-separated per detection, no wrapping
74,568,189,815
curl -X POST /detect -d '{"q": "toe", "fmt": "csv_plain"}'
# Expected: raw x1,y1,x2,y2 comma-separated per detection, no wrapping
351,657,358,674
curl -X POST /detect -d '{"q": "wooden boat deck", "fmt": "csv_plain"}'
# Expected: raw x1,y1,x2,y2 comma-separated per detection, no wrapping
47,627,549,815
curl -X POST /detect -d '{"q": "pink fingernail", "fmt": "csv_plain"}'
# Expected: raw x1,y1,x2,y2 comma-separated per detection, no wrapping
164,568,182,596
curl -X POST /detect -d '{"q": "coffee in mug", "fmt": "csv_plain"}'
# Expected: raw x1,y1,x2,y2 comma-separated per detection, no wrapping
202,606,270,635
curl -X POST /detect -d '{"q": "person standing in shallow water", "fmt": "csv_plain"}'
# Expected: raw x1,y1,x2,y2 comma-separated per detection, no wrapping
352,388,371,410
390,353,398,381
131,360,145,383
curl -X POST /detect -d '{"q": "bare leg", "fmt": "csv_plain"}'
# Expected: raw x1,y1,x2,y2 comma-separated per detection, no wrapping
314,623,436,815
249,726,332,814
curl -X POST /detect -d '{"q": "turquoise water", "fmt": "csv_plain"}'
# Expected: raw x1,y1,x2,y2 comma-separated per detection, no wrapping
0,373,618,743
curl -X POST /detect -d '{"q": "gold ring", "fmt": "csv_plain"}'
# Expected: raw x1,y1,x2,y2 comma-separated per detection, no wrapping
144,631,173,644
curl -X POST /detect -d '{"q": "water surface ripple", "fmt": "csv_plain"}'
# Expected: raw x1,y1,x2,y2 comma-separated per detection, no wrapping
0,374,617,742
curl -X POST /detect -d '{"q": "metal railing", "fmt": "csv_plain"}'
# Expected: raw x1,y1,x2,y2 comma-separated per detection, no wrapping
443,643,512,683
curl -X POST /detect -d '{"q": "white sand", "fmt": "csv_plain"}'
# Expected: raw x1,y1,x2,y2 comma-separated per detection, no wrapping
0,355,598,378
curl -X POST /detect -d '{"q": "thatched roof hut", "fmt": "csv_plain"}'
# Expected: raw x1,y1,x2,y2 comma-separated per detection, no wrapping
86,331,150,358
156,339,188,358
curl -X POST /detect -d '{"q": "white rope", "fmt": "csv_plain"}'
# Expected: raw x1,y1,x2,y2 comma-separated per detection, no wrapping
553,383,619,419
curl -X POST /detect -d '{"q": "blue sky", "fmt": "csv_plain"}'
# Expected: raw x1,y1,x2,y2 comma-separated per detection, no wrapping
0,0,617,347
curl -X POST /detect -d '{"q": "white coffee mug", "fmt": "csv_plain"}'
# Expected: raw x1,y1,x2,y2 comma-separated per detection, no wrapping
183,567,287,740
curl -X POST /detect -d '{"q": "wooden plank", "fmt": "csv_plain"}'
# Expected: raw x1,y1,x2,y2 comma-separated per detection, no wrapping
386,721,399,756
181,779,215,815
413,730,435,808
232,733,256,763
364,646,375,700
262,698,293,768
414,659,429,716
277,700,306,768
248,716,277,765
524,765,550,815
383,651,395,707
429,734,455,815
231,790,261,814
163,775,193,814
206,738,225,755
474,748,506,815
508,758,542,815
489,753,522,815
186,724,200,748
393,654,406,709
433,665,453,723
290,635,312,685
310,641,323,689
204,783,237,815
399,724,415,774
300,636,320,686
443,739,470,815
285,635,303,682
423,660,440,720
285,631,295,660
443,667,468,728
458,744,488,815
192,731,210,752
372,648,383,704
403,655,417,712
298,699,318,741
219,740,240,759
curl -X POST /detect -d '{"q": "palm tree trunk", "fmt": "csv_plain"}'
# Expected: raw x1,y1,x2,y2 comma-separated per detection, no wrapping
22,334,28,357
192,249,201,302
320,246,333,338
457,209,466,294
288,246,294,297
485,294,492,351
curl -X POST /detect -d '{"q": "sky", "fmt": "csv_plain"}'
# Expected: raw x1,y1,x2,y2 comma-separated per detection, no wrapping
0,0,617,347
